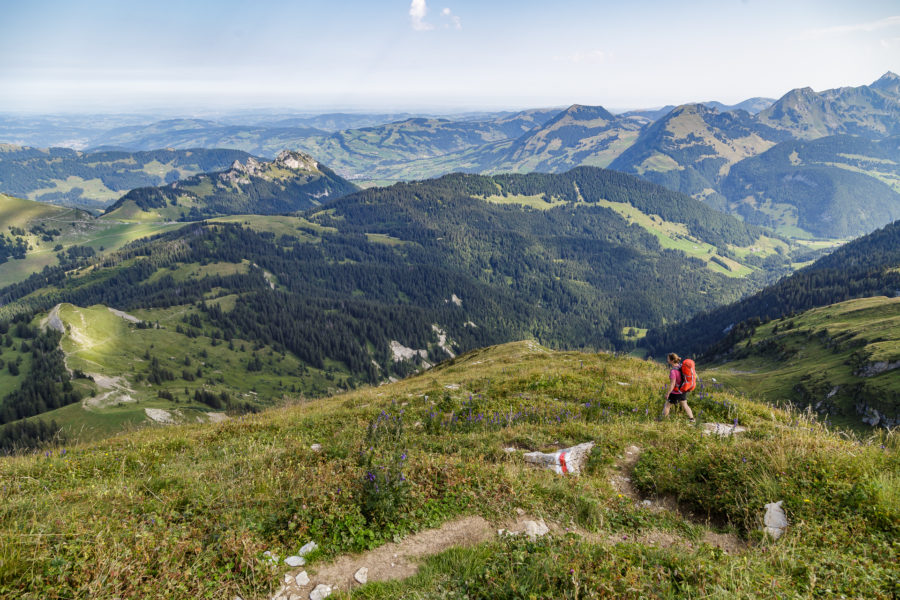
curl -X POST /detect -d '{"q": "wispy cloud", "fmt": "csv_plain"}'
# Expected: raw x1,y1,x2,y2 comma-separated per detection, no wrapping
441,7,461,30
409,0,433,31
799,15,900,39
556,49,608,64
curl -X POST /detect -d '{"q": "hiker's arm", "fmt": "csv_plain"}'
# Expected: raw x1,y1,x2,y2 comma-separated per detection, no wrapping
665,378,675,397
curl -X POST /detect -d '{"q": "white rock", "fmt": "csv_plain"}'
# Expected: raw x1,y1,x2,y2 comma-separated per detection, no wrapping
354,567,368,584
523,441,594,475
299,541,318,556
289,594,302,600
309,584,332,600
285,556,305,567
295,571,310,586
523,519,549,539
642,500,652,506
503,447,517,453
310,444,322,452
763,500,788,540
284,574,294,584
702,422,748,436
264,550,280,564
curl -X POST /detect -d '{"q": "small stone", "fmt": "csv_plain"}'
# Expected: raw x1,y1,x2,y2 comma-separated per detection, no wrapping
354,567,368,584
295,571,310,586
515,508,525,516
310,444,322,452
523,520,549,539
290,594,302,600
642,500,652,506
309,584,332,600
284,574,294,584
390,562,395,567
285,556,305,567
763,500,789,540
299,541,318,556
503,447,517,453
264,551,280,564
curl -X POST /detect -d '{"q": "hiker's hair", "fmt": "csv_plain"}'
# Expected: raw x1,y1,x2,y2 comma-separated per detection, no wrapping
667,352,681,364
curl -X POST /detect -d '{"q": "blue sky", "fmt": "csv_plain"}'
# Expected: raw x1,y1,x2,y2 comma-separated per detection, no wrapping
1,0,898,113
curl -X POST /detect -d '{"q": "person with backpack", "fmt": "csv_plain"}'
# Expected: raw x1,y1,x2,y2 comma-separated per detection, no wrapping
661,352,695,422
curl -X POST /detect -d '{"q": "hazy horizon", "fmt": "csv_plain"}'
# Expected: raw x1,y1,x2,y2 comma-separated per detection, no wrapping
2,0,898,114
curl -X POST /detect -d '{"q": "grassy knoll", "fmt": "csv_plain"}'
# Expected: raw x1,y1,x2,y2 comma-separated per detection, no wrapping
707,296,900,429
0,193,186,288
1,341,896,598
12,302,353,442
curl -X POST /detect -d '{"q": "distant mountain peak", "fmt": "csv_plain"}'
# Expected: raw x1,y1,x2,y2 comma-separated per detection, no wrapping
871,71,900,95
559,104,615,122
274,149,319,171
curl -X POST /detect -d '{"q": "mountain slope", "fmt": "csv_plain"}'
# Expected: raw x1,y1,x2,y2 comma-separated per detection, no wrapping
609,103,791,209
286,110,560,180
103,151,359,221
0,167,796,439
721,135,900,237
707,296,900,428
0,145,252,210
478,104,645,173
1,340,896,598
758,72,900,139
646,218,900,357
87,118,328,156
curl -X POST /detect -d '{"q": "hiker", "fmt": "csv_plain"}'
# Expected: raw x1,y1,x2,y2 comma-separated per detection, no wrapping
661,352,695,422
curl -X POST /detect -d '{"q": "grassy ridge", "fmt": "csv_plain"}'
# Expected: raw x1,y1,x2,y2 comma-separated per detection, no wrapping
12,300,353,442
1,342,896,598
707,296,900,428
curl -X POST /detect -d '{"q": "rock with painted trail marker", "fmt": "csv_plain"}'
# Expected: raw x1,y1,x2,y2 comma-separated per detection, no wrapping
523,441,594,475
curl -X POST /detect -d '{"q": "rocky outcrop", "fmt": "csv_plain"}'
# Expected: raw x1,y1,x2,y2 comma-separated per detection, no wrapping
855,360,900,377
856,404,899,428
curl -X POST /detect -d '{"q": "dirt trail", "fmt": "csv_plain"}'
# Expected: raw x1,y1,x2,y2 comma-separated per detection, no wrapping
273,515,550,600
610,445,746,555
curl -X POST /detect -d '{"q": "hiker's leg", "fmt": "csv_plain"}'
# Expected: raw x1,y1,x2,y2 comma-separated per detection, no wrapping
661,401,671,418
680,401,694,420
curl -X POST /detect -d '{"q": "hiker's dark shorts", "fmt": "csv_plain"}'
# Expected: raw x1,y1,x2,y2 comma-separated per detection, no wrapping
667,392,686,404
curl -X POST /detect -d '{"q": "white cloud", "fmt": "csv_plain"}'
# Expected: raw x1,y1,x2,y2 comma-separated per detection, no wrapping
556,49,608,64
410,0,433,31
799,15,900,39
441,7,461,30
881,37,900,48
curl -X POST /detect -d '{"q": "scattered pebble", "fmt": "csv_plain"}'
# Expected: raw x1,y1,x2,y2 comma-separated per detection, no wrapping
310,444,322,452
503,447,517,453
299,541,318,556
295,571,309,586
285,556,305,567
309,584,332,600
763,500,788,540
523,520,550,539
354,567,368,584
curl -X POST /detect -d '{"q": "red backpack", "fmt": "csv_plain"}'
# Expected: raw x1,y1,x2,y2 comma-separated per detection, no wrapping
678,359,697,393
